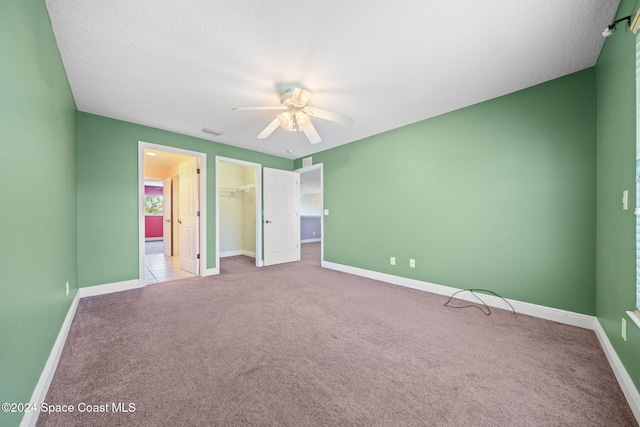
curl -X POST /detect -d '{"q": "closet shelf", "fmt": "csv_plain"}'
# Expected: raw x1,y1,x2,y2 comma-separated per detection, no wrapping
220,183,256,198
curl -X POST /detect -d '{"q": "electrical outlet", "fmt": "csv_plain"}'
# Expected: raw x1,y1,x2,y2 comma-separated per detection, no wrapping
409,259,415,268
622,318,627,341
65,281,69,296
390,257,396,266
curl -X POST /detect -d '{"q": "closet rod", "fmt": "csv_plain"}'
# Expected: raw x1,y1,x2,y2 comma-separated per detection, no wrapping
220,183,256,193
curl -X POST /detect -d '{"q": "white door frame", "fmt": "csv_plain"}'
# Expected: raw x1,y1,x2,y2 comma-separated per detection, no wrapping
138,141,208,285
216,156,263,270
295,163,323,263
162,176,172,257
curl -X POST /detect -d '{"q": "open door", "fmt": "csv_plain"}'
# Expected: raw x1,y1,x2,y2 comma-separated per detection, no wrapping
263,167,300,266
179,158,200,274
162,177,172,257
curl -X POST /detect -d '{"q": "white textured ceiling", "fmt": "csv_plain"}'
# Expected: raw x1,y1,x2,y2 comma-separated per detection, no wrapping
45,0,621,159
143,148,194,178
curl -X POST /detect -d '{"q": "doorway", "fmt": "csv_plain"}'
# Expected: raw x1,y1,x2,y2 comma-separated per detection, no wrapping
139,142,207,284
216,156,263,272
296,164,323,263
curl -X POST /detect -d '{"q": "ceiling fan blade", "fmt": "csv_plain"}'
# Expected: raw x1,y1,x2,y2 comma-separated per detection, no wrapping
257,118,281,139
305,107,353,126
303,122,322,144
233,106,285,111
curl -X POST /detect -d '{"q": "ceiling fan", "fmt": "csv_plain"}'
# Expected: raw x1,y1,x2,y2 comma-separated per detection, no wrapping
233,88,353,144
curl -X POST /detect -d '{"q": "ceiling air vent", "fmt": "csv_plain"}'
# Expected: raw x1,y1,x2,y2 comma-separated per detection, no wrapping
201,128,223,136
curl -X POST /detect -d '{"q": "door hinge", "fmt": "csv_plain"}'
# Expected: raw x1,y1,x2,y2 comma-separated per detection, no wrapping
197,254,201,259
197,168,201,174
197,211,200,217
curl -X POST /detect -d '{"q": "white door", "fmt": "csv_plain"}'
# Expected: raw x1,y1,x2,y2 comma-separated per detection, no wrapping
163,177,172,257
179,159,199,274
263,168,300,266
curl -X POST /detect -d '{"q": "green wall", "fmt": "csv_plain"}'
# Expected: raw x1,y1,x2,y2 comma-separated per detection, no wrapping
76,112,292,287
297,69,597,315
595,0,640,391
0,1,78,425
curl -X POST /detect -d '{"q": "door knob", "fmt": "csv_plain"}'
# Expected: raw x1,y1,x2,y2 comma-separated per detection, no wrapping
265,220,272,224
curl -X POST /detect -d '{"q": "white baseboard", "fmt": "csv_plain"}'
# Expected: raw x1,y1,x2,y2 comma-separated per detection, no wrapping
220,250,256,258
77,279,143,298
301,238,321,243
220,250,242,257
321,261,594,329
20,293,80,427
594,320,640,422
203,267,219,276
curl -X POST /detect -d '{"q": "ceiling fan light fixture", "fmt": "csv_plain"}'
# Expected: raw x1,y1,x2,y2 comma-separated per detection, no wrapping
277,111,294,131
234,87,352,143
296,111,310,130
278,110,310,132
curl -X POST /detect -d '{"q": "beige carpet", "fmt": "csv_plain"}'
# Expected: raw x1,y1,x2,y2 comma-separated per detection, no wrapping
37,243,637,426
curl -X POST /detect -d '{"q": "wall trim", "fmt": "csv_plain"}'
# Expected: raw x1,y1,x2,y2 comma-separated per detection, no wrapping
593,319,640,422
321,261,595,329
220,250,243,257
77,279,143,299
203,267,219,276
220,250,256,258
20,293,80,427
301,238,321,243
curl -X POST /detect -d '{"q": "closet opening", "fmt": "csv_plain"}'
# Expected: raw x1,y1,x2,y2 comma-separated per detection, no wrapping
216,157,263,273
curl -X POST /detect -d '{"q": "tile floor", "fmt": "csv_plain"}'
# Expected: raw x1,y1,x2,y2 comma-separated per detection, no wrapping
144,240,195,284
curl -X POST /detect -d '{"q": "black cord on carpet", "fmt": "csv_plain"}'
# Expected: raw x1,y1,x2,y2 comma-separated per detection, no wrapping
444,289,516,316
